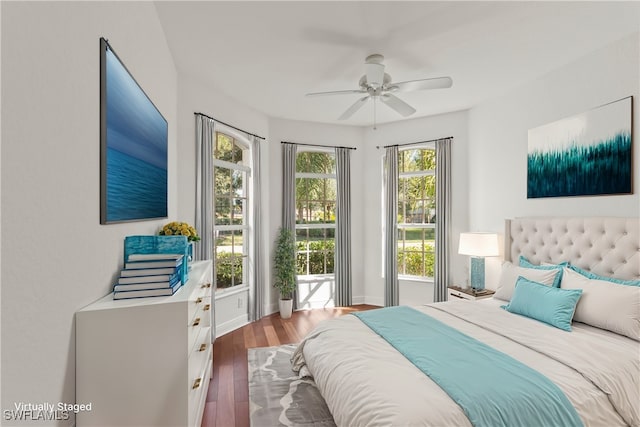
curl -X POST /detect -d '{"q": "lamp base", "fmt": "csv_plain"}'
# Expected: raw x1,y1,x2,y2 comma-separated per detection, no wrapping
470,256,485,290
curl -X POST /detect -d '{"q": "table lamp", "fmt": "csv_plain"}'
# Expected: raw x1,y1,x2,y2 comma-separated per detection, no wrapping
458,232,500,290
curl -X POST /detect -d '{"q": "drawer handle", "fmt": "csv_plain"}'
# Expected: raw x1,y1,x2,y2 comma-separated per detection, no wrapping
199,343,207,352
193,318,201,327
196,297,203,304
201,283,211,289
193,378,202,389
203,304,211,311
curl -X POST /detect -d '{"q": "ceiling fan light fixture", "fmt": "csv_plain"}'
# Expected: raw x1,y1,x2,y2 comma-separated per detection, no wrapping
305,53,452,126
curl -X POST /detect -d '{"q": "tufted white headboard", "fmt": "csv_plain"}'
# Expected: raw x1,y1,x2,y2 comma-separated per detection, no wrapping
505,217,640,281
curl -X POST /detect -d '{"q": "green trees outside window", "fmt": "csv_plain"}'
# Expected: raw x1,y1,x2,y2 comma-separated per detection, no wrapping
295,150,336,276
397,147,437,279
214,132,250,289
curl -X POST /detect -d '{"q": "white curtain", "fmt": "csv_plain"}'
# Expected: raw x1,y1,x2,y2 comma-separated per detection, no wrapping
334,147,352,307
194,115,215,263
383,146,399,306
434,138,452,302
249,135,264,321
282,143,298,309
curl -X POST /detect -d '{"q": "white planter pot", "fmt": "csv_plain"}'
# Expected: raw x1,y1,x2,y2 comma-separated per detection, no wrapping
279,299,293,319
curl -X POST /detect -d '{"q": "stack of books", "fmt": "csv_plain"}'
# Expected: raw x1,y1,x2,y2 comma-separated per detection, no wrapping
113,254,184,300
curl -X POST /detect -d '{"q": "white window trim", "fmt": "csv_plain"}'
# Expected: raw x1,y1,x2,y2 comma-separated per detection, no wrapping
214,284,250,299
296,172,336,179
398,223,436,229
215,224,249,232
296,223,336,230
295,149,337,277
214,128,254,292
399,170,435,178
213,158,251,174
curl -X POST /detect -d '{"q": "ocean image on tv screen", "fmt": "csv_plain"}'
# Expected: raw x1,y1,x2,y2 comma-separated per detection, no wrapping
105,47,167,222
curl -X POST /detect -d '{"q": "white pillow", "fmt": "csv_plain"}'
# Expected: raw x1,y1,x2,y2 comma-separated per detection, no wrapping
493,261,559,302
561,267,640,340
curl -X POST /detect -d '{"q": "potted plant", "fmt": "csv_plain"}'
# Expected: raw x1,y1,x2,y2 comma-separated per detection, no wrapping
273,227,296,319
159,221,200,261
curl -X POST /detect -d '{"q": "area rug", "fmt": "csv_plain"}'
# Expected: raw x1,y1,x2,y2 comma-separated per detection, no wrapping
248,344,336,427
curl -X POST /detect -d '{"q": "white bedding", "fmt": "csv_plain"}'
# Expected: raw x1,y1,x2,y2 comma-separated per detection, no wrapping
292,300,640,427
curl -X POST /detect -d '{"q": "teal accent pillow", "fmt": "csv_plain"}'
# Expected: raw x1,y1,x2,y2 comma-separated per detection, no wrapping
568,265,640,287
518,256,565,288
502,276,582,331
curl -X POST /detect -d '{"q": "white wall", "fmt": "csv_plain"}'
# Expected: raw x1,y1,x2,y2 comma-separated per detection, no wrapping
362,111,470,305
1,2,177,424
469,33,640,234
267,118,366,312
176,75,270,224
0,1,3,409
468,33,640,289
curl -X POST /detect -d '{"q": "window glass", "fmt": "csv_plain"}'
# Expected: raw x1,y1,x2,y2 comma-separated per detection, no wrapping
214,132,249,290
295,151,336,276
397,148,436,279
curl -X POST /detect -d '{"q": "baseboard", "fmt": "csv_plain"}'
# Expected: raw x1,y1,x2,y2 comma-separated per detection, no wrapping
363,296,384,307
352,296,365,305
265,302,279,316
261,297,380,319
216,314,249,338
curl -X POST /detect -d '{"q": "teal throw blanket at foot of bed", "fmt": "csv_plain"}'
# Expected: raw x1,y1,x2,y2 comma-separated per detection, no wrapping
353,306,583,427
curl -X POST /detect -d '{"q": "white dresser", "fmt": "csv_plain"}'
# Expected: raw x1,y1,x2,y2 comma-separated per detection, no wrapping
76,260,214,427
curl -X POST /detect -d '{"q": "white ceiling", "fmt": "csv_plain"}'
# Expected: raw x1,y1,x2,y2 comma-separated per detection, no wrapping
155,1,640,127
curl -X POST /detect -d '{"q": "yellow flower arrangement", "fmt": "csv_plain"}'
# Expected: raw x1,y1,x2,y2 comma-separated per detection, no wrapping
159,221,200,242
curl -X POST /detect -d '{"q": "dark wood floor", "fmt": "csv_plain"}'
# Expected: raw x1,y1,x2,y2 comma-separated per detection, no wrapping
201,305,379,427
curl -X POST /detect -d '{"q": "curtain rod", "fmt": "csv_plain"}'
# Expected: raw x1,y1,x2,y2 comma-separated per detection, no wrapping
376,136,453,149
281,141,357,150
194,112,265,140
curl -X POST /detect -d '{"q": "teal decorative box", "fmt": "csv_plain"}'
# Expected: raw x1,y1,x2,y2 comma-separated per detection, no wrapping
124,235,190,283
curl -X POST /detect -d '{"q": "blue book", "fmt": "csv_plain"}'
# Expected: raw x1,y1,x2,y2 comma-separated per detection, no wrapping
120,265,180,278
113,275,180,292
117,272,179,285
113,281,182,300
127,253,184,262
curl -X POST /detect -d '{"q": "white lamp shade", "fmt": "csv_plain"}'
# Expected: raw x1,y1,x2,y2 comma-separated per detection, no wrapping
458,232,500,257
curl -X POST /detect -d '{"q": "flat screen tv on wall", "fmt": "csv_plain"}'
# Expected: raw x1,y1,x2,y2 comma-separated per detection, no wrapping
100,37,168,224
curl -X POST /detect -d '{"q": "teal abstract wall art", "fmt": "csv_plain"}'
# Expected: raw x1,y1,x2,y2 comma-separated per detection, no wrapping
527,97,632,198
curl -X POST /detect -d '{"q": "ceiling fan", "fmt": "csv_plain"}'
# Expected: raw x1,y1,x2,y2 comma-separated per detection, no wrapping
306,54,453,126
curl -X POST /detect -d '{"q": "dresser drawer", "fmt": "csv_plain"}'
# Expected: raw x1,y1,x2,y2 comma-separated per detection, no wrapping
188,329,212,426
188,326,211,380
189,323,211,358
187,281,212,321
187,297,211,352
188,348,212,427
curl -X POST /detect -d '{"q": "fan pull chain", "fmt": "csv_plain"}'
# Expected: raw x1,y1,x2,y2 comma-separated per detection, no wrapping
373,96,377,130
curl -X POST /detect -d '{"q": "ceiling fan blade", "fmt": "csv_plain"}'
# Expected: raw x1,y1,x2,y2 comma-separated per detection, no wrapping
380,94,416,117
390,76,453,93
306,89,366,97
338,96,369,120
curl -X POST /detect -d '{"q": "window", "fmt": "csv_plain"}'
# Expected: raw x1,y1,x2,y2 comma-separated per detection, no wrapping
397,147,436,279
214,132,250,290
295,151,336,276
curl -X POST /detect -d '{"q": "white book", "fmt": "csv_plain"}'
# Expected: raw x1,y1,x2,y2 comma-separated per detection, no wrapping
127,253,184,261
113,278,179,292
120,266,179,277
113,282,182,300
117,273,177,285
125,256,183,270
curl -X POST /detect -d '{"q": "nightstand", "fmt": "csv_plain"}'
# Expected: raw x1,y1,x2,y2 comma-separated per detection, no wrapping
448,285,495,301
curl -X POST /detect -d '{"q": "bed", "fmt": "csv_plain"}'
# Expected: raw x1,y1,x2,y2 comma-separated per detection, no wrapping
292,217,640,427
